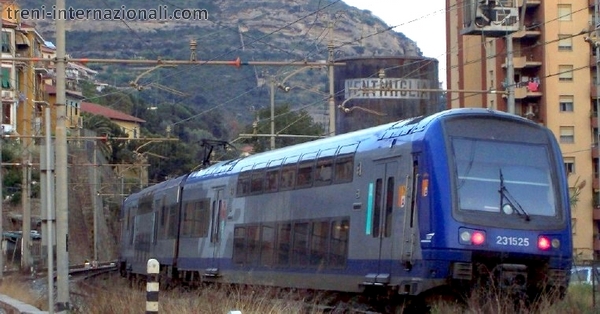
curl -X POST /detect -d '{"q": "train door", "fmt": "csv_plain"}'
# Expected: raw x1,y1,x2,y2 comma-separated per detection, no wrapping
208,187,226,272
368,160,398,280
400,157,420,269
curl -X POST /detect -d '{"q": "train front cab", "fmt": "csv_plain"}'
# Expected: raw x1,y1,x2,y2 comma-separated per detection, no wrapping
420,112,572,302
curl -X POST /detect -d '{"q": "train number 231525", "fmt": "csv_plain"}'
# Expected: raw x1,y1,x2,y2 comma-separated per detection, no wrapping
496,236,530,247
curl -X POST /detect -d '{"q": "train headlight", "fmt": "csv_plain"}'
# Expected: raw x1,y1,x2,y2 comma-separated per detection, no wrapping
502,204,514,215
459,228,486,246
551,238,560,249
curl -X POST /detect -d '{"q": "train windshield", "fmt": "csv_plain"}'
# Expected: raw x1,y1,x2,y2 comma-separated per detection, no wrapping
452,137,556,217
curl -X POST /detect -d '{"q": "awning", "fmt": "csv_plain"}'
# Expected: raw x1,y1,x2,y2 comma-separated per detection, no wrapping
15,32,30,46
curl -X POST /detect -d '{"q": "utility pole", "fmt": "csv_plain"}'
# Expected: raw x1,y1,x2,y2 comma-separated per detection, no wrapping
0,1,3,278
93,141,98,262
41,103,55,314
595,0,600,261
21,50,31,273
506,34,515,114
55,0,70,310
270,77,275,150
328,21,336,135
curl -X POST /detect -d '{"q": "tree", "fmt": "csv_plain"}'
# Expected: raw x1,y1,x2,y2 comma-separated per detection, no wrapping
241,104,325,153
82,113,133,165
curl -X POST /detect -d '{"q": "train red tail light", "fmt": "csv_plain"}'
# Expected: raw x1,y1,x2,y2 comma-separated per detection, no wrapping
538,236,551,250
471,231,486,245
459,228,486,246
537,235,560,250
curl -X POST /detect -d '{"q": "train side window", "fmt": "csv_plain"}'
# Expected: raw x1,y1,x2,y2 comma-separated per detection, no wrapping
261,224,275,267
372,178,383,237
233,226,246,265
384,177,394,237
280,165,296,190
297,152,317,189
310,221,330,267
128,207,137,244
237,171,252,196
277,223,292,266
265,168,280,192
329,219,349,267
181,202,194,237
194,199,211,237
333,155,354,184
160,199,167,227
251,170,265,194
211,200,222,243
314,157,333,187
125,206,131,230
292,222,310,266
296,160,314,188
152,212,159,244
247,225,260,266
167,204,179,239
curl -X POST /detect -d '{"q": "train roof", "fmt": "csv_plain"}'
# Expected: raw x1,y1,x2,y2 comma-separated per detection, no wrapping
123,174,187,203
186,108,532,183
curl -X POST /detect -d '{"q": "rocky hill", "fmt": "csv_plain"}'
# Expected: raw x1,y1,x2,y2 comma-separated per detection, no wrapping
18,0,422,127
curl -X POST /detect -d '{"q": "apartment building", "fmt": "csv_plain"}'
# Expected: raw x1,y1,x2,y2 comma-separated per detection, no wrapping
0,2,47,138
447,0,597,260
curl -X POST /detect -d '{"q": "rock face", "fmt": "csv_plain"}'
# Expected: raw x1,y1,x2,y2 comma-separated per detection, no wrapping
24,0,420,59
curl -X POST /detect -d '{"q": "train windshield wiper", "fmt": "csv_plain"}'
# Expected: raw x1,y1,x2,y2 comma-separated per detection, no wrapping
498,169,530,222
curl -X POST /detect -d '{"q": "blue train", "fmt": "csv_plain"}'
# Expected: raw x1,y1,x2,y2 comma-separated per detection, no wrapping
118,108,572,308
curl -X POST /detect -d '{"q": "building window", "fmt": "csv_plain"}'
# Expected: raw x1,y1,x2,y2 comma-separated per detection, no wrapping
564,157,575,175
558,65,573,81
558,4,572,21
2,103,10,125
559,95,574,112
1,32,9,53
559,126,575,143
571,218,576,235
558,34,572,51
1,68,10,89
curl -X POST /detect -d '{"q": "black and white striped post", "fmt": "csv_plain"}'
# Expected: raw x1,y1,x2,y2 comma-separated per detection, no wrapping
146,258,160,314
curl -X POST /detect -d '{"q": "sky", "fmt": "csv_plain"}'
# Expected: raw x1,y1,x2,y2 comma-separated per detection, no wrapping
342,0,447,86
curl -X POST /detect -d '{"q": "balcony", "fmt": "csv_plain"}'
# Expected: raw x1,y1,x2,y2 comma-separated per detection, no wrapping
1,90,14,103
518,0,541,7
512,26,541,39
594,208,600,220
513,86,542,99
592,83,600,99
595,237,600,251
502,56,542,69
595,177,599,190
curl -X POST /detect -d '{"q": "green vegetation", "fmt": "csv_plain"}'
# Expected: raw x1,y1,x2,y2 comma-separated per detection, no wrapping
80,76,325,183
240,103,325,153
0,139,40,205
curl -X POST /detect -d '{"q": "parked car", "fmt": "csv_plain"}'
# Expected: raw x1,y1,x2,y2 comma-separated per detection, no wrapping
570,266,599,286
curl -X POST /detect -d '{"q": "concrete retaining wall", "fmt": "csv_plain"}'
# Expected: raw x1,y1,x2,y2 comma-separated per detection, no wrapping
0,294,47,314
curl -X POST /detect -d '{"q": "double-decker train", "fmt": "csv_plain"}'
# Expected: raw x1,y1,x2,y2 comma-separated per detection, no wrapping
118,108,572,308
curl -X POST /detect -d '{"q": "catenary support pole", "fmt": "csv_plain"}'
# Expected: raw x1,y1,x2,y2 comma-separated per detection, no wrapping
55,0,70,311
43,105,55,314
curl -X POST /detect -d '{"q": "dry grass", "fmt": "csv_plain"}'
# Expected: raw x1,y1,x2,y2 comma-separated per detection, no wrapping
0,275,48,311
71,276,327,314
0,274,599,314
